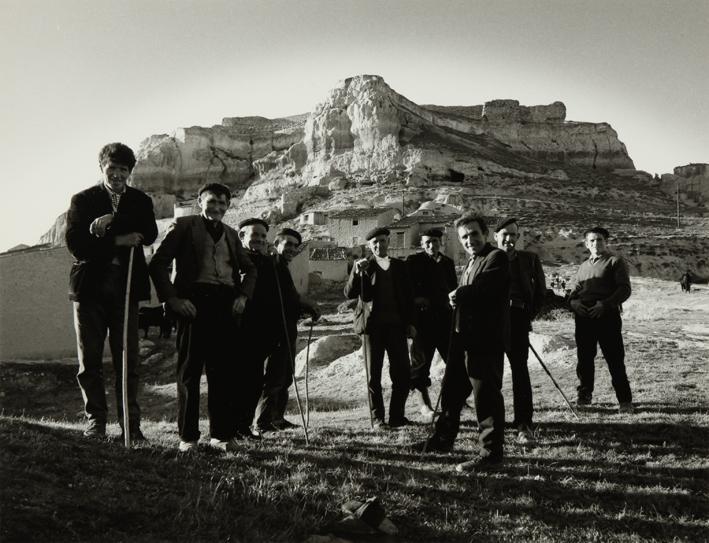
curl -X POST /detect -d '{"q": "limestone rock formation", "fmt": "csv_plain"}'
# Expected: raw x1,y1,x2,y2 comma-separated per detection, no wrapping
660,163,709,208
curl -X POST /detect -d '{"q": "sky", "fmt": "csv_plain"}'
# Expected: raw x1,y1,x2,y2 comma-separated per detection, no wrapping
1,0,707,251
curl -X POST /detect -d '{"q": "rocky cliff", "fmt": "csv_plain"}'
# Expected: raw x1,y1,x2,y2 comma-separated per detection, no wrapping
128,75,634,202
659,163,709,208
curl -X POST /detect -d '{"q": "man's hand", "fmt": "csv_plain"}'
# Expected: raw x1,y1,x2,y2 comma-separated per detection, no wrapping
587,301,605,318
448,289,458,309
232,294,248,315
115,232,144,247
414,297,430,310
354,258,369,274
90,214,113,237
167,297,197,319
406,325,417,339
569,299,587,316
309,306,322,322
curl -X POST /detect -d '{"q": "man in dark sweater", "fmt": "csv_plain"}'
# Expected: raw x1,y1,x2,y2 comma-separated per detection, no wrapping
569,227,633,412
66,143,157,441
253,227,320,432
405,228,458,416
494,218,546,442
344,227,416,429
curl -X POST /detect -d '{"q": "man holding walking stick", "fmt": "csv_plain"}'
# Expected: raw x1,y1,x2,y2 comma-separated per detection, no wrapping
344,227,416,430
66,143,157,441
493,218,546,443
254,228,320,433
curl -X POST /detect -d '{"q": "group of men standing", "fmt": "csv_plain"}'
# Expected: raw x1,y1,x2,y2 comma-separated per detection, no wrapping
66,142,634,468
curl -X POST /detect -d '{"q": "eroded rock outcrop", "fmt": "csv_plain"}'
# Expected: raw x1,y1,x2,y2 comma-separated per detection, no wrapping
660,163,709,208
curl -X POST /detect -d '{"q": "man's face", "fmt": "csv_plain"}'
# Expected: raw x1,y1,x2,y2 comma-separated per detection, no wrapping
276,234,300,262
494,223,519,254
198,191,229,222
368,234,389,257
101,160,131,193
239,224,268,255
585,232,607,258
421,235,441,257
457,221,487,256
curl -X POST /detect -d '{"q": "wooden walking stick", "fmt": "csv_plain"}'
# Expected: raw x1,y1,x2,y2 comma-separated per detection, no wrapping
304,319,314,428
529,343,580,420
122,246,135,448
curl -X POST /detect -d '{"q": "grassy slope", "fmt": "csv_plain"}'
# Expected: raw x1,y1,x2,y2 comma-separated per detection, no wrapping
2,280,708,542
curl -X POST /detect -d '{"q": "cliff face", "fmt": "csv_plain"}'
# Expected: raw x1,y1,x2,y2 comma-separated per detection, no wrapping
128,75,634,201
660,163,709,208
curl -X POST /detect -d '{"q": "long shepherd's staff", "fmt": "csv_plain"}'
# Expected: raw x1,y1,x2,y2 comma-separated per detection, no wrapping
359,273,375,429
304,319,315,428
422,308,457,455
272,256,310,444
121,247,136,448
529,344,580,420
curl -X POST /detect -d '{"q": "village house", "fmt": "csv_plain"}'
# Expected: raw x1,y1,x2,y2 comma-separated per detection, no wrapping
309,246,350,282
326,207,400,247
299,210,327,226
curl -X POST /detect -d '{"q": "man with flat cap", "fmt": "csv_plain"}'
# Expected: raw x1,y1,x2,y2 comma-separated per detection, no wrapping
344,226,416,429
405,228,458,417
254,226,320,432
149,182,257,452
494,217,546,442
569,226,633,413
422,213,510,471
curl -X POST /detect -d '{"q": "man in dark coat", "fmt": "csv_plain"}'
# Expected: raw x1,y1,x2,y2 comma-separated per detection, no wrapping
494,217,546,442
344,227,416,429
66,142,157,440
149,183,257,452
405,228,458,416
422,214,510,471
569,227,633,413
253,227,320,432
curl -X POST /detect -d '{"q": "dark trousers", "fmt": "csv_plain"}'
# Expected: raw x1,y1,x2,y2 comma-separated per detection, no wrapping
74,266,140,429
237,334,277,430
255,331,297,426
575,312,632,403
409,311,452,390
175,286,237,442
506,308,533,427
363,324,410,424
435,338,505,459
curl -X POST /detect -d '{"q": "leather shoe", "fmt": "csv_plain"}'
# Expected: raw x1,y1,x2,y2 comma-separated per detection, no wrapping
418,434,454,453
389,417,413,429
455,455,503,472
237,426,262,441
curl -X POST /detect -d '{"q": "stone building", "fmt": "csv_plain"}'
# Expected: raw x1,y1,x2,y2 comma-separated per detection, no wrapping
326,207,400,247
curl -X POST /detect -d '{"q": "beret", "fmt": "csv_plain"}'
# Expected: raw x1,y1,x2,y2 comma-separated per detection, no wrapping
365,226,390,241
238,217,269,231
421,228,443,238
494,217,518,233
276,227,302,245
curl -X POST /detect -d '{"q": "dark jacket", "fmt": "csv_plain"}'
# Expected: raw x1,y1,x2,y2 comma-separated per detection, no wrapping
509,249,546,319
344,256,415,335
148,215,257,302
455,243,510,353
66,184,157,302
405,251,457,324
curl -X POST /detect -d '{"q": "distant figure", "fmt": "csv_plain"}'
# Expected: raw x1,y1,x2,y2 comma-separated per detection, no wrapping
65,143,157,441
568,227,633,413
680,270,692,293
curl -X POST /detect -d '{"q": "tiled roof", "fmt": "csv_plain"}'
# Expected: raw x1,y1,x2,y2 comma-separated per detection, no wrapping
310,247,349,260
328,207,396,219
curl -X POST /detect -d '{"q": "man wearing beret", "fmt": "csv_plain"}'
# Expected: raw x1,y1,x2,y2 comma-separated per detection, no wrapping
344,226,416,429
494,218,546,442
254,227,320,432
149,183,257,452
568,227,633,413
405,228,458,417
422,214,510,471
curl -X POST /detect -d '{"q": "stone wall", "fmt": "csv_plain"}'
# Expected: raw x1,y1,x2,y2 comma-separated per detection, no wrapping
0,246,76,359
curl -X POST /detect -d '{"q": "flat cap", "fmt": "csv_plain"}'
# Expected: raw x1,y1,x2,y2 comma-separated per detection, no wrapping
238,217,269,231
365,226,390,241
494,217,518,233
421,228,444,238
277,227,302,245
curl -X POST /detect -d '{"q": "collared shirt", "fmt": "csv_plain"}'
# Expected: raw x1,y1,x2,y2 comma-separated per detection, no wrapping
103,183,125,212
374,255,391,271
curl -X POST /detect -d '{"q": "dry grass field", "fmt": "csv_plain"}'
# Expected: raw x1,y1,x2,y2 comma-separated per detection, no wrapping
1,278,707,542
